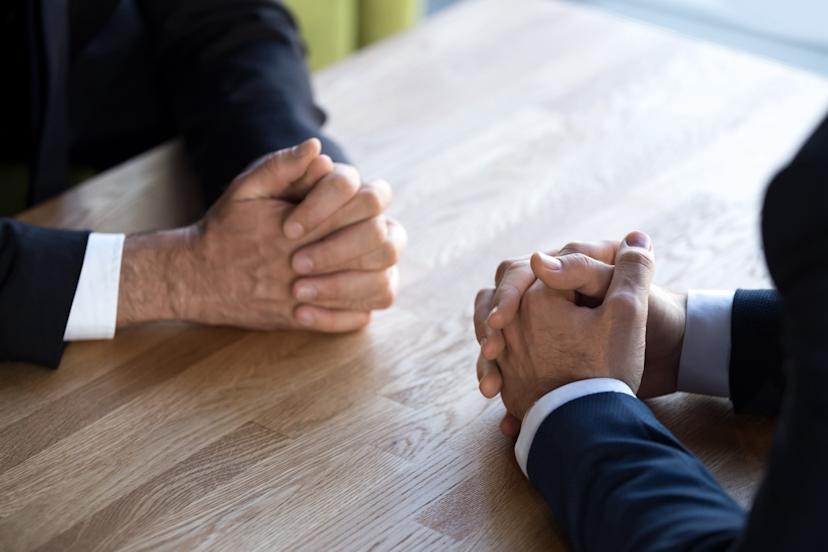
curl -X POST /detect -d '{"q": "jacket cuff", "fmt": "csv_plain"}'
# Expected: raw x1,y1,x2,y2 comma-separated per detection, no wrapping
0,220,89,367
514,378,634,477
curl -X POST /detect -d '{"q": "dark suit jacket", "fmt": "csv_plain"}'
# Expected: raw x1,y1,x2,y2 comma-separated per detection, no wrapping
0,0,344,367
527,113,828,551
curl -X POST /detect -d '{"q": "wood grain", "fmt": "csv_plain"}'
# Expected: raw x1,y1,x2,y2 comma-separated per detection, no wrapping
37,422,287,552
4,0,828,549
0,328,240,474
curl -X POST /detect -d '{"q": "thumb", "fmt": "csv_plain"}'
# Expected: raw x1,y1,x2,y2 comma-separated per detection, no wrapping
603,231,655,313
230,138,322,200
530,251,614,299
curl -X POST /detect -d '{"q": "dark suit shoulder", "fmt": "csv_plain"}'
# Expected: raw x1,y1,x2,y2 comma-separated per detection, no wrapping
739,112,828,550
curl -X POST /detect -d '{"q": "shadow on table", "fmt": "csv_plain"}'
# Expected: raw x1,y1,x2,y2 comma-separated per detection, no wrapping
648,392,774,507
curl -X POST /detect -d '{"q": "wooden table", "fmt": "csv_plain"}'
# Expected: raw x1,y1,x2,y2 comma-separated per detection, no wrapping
3,0,828,550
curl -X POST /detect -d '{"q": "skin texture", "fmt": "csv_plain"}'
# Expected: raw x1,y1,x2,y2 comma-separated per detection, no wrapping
117,139,407,333
474,233,684,433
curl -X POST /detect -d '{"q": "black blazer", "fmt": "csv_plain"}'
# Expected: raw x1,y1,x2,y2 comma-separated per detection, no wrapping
526,113,828,551
0,0,344,367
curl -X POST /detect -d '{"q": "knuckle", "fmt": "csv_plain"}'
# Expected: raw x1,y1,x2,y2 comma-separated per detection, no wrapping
388,266,400,288
376,272,398,308
559,242,583,255
336,162,360,178
355,312,372,329
330,172,360,195
257,153,284,180
568,253,592,271
519,281,547,316
522,281,544,304
499,281,521,297
475,289,486,307
617,248,655,271
496,259,515,282
498,258,529,285
377,288,396,309
368,178,393,204
360,187,385,216
475,287,495,308
264,149,284,167
394,219,408,249
605,290,642,318
380,239,400,266
506,259,530,274
494,281,521,306
369,215,388,243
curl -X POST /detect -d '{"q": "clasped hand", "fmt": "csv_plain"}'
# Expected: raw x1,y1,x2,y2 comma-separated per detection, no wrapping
118,139,406,332
474,232,686,435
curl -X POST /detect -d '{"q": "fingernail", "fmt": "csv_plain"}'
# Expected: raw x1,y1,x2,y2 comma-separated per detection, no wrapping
293,255,313,274
295,285,317,301
625,231,651,249
540,254,562,271
285,221,305,239
296,309,315,326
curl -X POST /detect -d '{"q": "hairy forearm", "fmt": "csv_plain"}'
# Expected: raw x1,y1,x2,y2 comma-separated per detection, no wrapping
116,227,198,328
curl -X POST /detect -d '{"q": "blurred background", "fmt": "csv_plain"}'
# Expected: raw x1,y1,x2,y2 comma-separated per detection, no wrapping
289,0,828,75
4,0,826,216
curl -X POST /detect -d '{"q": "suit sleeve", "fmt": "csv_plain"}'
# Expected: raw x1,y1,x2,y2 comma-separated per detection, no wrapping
139,0,348,204
728,289,786,415
0,219,89,367
527,393,745,552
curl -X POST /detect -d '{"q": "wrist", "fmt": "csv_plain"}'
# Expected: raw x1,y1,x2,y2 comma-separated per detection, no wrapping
639,287,686,398
117,226,199,327
662,289,687,389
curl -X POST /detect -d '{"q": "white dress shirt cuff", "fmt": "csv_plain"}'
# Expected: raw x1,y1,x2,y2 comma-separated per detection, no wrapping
677,290,735,397
63,233,125,341
514,378,635,478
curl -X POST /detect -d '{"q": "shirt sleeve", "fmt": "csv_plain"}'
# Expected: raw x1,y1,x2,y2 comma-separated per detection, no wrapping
676,290,735,397
63,233,125,341
514,378,635,477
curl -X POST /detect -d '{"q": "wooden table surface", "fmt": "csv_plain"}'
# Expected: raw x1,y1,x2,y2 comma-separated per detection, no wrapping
4,0,828,550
